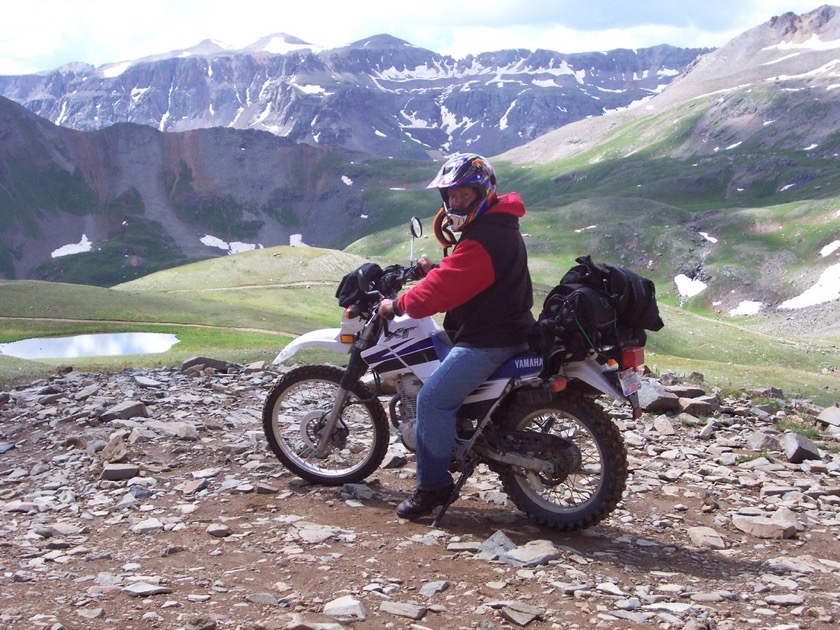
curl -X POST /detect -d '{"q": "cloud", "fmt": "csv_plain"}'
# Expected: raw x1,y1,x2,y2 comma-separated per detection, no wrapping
0,0,828,75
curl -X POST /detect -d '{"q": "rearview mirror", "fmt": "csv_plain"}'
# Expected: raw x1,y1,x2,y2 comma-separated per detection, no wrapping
409,217,422,264
410,216,423,239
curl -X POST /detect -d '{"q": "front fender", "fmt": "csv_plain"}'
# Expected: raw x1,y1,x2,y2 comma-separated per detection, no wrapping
273,328,351,364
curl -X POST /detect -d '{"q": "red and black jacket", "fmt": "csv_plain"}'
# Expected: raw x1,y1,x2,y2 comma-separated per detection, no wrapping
397,192,534,348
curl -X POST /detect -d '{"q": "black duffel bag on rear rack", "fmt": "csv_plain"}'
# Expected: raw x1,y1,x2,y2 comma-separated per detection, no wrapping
531,255,665,379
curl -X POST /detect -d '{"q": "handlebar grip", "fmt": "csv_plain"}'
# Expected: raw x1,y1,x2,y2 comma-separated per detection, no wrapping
378,263,422,296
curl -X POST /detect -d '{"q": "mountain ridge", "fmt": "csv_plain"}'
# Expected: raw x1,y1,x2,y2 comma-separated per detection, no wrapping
0,33,709,160
0,95,428,282
501,5,840,166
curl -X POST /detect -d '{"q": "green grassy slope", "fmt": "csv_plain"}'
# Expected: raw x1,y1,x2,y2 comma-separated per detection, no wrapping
1,242,837,405
2,84,838,403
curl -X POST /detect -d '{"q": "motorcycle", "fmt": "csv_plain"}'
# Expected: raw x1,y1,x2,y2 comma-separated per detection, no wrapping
262,218,646,530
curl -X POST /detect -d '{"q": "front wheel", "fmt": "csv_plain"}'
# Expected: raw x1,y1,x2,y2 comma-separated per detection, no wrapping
262,365,389,485
496,394,627,531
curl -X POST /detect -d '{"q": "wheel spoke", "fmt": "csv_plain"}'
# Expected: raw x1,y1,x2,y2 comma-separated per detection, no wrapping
262,365,389,485
498,395,627,531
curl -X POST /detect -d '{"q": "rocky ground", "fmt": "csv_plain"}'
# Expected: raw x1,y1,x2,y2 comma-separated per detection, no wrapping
0,358,839,630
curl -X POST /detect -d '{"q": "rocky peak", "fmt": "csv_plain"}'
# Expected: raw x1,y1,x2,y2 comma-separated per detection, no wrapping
238,32,318,54
0,33,710,159
768,4,839,38
345,34,416,50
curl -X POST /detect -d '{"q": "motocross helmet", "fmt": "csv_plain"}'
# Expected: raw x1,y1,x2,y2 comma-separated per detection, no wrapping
426,153,497,232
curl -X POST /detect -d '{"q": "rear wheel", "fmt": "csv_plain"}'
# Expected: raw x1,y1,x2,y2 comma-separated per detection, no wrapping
496,394,627,531
262,365,389,485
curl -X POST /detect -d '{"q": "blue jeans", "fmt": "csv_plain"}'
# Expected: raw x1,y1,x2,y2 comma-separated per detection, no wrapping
415,343,528,490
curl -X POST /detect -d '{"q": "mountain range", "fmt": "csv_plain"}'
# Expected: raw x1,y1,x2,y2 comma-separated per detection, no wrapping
1,4,839,319
0,33,707,160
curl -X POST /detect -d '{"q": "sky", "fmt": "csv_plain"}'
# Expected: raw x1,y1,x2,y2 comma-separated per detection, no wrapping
0,0,829,75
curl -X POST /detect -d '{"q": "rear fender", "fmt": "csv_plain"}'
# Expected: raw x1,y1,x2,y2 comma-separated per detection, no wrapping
561,358,626,402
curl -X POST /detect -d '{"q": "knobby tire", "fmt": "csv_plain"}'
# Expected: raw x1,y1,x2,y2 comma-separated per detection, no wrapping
497,393,627,531
262,364,389,485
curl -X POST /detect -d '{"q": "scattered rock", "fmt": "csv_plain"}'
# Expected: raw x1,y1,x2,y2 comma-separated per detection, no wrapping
123,582,173,597
500,600,543,626
419,580,449,597
687,526,726,550
324,595,366,620
379,600,426,620
501,539,562,567
781,432,821,463
732,512,797,539
100,462,140,480
748,430,781,452
816,405,840,427
206,523,232,538
653,415,676,435
100,400,148,422
0,363,837,629
638,382,681,413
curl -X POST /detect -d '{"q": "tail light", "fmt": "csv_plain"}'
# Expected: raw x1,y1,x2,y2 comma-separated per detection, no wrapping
622,346,645,369
549,376,567,393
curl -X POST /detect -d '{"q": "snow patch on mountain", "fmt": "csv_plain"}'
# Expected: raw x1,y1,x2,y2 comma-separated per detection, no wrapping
778,263,840,310
675,274,707,299
763,33,840,53
52,235,92,258
201,235,263,254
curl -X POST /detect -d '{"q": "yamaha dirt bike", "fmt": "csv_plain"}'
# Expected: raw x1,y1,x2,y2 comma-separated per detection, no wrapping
262,219,645,530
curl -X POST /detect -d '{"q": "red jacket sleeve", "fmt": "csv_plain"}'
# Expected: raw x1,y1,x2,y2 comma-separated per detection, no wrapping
397,239,495,318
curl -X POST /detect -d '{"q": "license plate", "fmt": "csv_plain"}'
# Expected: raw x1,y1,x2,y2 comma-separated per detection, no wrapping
618,368,641,396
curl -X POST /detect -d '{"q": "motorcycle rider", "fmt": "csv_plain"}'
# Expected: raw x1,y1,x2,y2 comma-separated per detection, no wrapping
378,153,535,520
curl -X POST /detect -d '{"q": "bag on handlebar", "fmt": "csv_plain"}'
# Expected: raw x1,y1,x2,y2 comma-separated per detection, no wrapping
336,262,383,307
531,255,664,378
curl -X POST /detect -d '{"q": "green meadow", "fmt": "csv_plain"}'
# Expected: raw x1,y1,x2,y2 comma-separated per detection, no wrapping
2,89,839,404
1,239,837,406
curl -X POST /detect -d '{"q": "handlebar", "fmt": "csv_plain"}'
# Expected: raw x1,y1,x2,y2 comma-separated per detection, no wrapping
377,263,423,298
357,263,423,322
340,260,425,352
